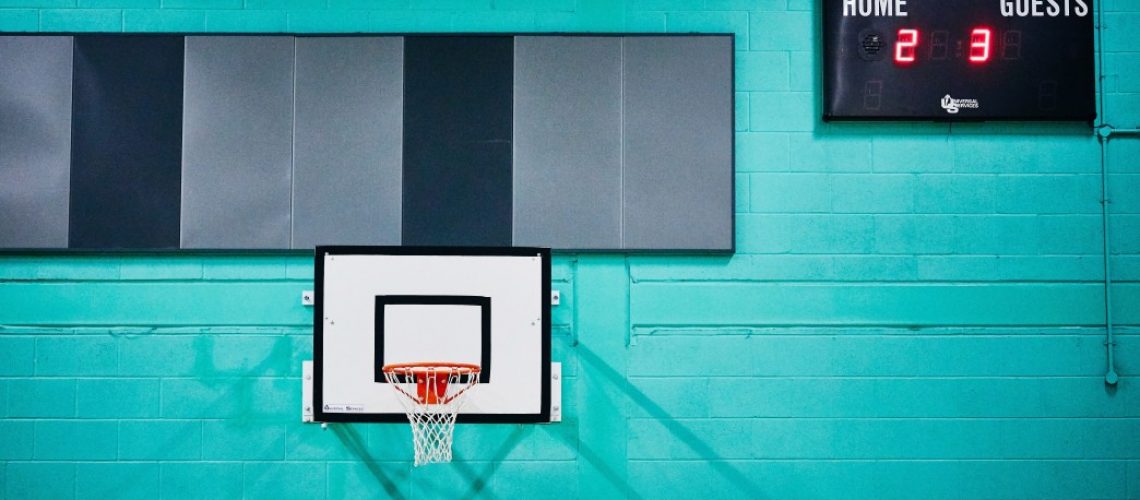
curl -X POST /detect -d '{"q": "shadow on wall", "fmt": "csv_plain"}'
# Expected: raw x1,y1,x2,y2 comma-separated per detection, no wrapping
577,346,767,499
321,345,764,498
332,425,408,499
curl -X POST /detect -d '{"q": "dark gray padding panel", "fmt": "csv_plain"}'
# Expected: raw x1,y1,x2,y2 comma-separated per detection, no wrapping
292,37,404,249
513,36,623,249
70,35,184,250
622,36,734,251
0,36,73,248
181,36,295,249
402,36,514,247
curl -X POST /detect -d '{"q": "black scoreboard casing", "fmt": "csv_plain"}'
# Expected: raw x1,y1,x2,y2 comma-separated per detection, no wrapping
823,0,1096,121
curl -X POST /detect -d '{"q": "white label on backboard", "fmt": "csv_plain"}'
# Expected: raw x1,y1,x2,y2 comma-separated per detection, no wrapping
323,403,365,413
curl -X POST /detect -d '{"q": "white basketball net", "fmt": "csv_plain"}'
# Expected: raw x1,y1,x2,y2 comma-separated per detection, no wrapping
383,364,479,466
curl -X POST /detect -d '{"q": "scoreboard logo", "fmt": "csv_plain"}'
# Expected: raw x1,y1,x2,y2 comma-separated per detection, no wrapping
940,94,980,114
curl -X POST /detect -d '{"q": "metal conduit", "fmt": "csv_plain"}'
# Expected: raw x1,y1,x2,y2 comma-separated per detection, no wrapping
1093,1,1140,385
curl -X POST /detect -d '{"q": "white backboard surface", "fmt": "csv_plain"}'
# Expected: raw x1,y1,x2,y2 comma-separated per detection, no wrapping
314,246,551,423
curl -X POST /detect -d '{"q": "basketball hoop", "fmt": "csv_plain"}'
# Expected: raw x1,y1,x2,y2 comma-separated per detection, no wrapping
382,362,480,466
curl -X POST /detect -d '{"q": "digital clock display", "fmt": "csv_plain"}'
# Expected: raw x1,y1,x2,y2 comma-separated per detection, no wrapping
823,0,1096,121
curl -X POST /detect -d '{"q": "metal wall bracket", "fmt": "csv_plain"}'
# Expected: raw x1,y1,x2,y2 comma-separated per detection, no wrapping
551,362,562,422
302,360,314,422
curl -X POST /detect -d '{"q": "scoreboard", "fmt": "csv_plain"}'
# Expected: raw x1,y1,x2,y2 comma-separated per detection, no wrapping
823,0,1096,121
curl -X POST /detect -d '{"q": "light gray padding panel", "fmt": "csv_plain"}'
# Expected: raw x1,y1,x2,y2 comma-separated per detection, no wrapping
292,37,404,249
622,37,734,251
0,36,73,248
513,37,623,249
181,36,294,249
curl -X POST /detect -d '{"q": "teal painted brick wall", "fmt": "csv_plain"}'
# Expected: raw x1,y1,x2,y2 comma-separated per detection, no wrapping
1,1,1139,499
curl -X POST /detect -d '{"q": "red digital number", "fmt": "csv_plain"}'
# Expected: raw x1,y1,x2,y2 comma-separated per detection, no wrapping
895,29,919,64
969,28,992,63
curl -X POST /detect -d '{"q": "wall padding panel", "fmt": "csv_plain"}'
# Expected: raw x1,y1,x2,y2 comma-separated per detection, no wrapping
513,36,623,249
181,36,295,249
0,36,73,248
402,36,515,247
622,36,734,251
70,35,184,249
292,37,404,249
0,34,734,253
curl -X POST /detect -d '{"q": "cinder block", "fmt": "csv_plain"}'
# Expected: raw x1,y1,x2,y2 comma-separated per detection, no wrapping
788,50,814,91
1110,215,1140,254
750,92,814,132
704,0,784,11
954,137,1098,173
328,462,412,500
77,463,159,500
79,0,157,7
0,421,33,459
873,137,954,172
201,257,288,280
119,420,202,460
118,257,203,280
122,9,207,31
916,256,1000,281
831,174,915,213
204,421,285,460
246,0,325,8
953,215,1041,255
8,379,75,418
1108,174,1140,214
210,335,297,377
35,420,117,460
995,175,1102,214
736,174,750,213
489,462,580,499
0,9,38,30
39,9,124,31
736,132,789,172
749,11,811,51
248,378,300,420
119,335,201,377
77,379,160,418
667,12,748,48
160,463,244,500
243,462,326,500
204,11,288,31
736,51,788,91
1104,53,1140,93
1104,13,1140,51
749,173,830,213
0,337,34,376
1037,215,1104,254
165,0,242,8
830,255,918,281
629,333,1105,377
626,377,709,418
6,463,75,500
286,10,380,32
914,174,996,214
628,417,754,459
735,92,749,131
36,336,116,376
788,134,873,172
285,421,366,461
873,215,959,254
160,379,242,418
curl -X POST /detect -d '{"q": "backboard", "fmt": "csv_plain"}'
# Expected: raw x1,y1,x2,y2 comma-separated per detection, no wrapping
313,246,551,423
